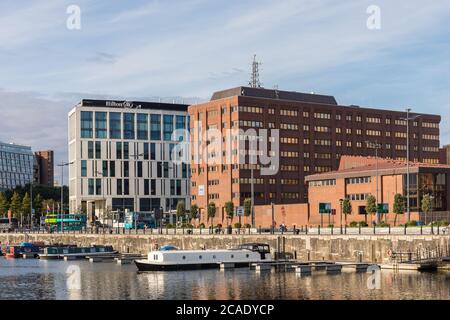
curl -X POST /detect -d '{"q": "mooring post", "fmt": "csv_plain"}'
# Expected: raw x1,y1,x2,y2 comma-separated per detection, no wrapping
373,224,376,235
331,225,333,235
388,225,391,234
420,225,423,235
358,224,361,235
404,224,407,235
306,225,308,235
318,225,321,235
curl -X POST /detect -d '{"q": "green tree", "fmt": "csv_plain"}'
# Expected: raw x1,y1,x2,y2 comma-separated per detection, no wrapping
393,193,405,226
244,198,252,217
365,195,377,224
207,202,216,227
22,192,31,225
176,201,186,224
10,192,22,221
190,204,199,221
421,193,433,224
342,198,352,225
0,192,9,217
224,201,234,225
33,194,43,220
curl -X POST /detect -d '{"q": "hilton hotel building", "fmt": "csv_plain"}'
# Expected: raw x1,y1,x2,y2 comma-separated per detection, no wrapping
188,86,441,219
68,100,190,220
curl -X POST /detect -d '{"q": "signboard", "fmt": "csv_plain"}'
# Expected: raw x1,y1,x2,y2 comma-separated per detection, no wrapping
198,185,205,196
377,203,389,214
319,203,332,214
235,206,244,216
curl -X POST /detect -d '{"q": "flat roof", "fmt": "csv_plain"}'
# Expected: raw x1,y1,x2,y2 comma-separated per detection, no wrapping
78,99,188,112
210,86,338,105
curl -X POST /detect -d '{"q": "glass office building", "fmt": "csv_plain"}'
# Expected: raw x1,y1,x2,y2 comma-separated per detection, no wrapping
0,142,34,191
68,99,190,221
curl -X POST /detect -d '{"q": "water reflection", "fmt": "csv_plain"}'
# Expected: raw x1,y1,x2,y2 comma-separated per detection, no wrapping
0,258,448,300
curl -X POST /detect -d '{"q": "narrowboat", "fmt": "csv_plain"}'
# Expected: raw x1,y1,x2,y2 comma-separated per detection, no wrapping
39,245,116,260
5,242,41,258
135,243,271,271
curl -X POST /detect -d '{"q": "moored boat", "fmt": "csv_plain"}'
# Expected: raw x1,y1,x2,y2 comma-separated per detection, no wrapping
5,242,41,258
39,245,117,260
135,243,271,271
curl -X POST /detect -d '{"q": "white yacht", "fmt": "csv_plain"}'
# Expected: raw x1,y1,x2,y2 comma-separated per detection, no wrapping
134,243,271,271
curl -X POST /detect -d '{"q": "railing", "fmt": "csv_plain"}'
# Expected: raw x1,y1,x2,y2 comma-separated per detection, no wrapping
2,225,449,236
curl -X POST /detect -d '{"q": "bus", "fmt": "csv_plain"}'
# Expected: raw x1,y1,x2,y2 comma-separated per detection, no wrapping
124,212,156,230
0,218,18,233
43,214,87,231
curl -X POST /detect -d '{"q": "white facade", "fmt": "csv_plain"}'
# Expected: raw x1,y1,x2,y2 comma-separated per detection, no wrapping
68,100,190,220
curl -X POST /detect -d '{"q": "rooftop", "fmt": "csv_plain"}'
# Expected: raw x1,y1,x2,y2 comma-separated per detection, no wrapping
210,86,338,105
306,155,450,181
77,99,188,112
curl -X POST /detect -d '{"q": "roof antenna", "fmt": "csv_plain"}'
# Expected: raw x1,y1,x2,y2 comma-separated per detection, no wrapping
248,54,262,88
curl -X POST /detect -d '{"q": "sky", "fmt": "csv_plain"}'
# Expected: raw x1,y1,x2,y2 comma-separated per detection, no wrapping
1,0,450,183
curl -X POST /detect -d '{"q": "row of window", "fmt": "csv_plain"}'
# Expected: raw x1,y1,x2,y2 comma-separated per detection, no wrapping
81,111,187,141
82,178,184,196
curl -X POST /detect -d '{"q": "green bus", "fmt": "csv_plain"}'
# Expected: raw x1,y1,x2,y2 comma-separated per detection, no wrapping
43,214,87,231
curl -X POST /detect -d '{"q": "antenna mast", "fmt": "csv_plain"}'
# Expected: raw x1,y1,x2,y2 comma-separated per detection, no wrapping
249,54,262,88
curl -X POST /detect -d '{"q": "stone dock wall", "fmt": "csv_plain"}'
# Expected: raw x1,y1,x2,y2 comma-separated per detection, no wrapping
0,233,448,263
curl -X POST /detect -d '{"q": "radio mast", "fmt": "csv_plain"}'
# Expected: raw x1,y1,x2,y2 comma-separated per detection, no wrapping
248,54,262,88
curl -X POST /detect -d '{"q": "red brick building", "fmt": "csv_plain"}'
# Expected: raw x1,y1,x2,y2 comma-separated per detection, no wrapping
34,150,54,186
188,86,441,224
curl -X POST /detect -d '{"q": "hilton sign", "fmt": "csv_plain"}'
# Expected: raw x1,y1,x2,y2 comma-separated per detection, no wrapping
105,101,142,109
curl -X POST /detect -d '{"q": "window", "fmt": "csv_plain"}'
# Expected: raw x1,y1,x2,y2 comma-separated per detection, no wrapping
116,142,122,159
314,112,331,119
124,142,129,159
176,116,186,141
163,115,174,141
151,114,161,140
124,161,129,177
95,112,107,139
137,161,143,177
123,113,135,139
109,112,121,139
81,160,87,177
88,141,94,159
80,111,93,138
95,179,101,195
88,178,94,195
137,114,148,140
124,179,129,195
346,177,371,184
144,179,149,195
95,141,101,159
117,179,122,195
150,143,156,160
143,143,149,160
102,160,108,177
110,161,115,177
308,179,336,187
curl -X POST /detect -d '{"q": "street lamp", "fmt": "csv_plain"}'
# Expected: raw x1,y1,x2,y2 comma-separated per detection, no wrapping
130,153,144,233
339,198,344,228
400,108,421,222
57,161,74,232
96,171,106,227
159,162,174,226
430,194,435,234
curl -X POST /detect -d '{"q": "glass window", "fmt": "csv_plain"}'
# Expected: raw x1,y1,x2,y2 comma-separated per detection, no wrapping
151,179,156,196
81,160,87,177
95,112,107,139
88,141,94,159
95,179,101,195
102,160,108,177
81,111,93,138
163,115,174,141
88,178,94,195
117,179,122,195
124,142,129,159
137,161,143,177
124,161,129,177
110,161,115,177
150,143,156,160
123,113,135,139
151,114,161,140
137,113,148,140
144,179,149,195
109,112,121,139
116,142,122,159
124,179,129,195
143,143,149,160
95,141,101,159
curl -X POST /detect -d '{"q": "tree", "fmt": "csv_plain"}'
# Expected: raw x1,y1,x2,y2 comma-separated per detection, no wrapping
342,198,352,225
10,192,22,221
22,192,31,225
365,195,377,224
33,194,43,222
0,192,9,217
207,202,216,227
190,204,199,221
176,201,186,224
393,193,405,226
244,198,252,217
224,201,234,225
421,193,433,225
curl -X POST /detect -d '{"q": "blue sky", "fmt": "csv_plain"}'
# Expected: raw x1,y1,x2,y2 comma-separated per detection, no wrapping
1,0,450,182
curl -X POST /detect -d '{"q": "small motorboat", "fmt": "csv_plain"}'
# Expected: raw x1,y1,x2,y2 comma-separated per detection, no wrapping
5,242,41,258
159,245,178,251
135,243,271,271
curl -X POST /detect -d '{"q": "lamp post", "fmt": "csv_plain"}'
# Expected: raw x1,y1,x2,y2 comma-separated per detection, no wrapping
57,161,74,232
400,109,421,222
130,153,144,234
96,171,106,228
250,164,255,227
339,199,343,228
430,195,435,234
159,162,174,226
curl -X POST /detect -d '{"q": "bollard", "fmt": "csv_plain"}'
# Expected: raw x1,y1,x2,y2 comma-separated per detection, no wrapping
358,224,361,235
344,225,347,235
200,227,202,235
293,225,296,235
340,225,342,235
331,226,333,235
318,225,321,235
420,225,423,235
166,227,168,235
305,225,308,235
373,225,376,235
437,225,440,235
388,225,391,235
259,226,261,234
404,224,407,235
